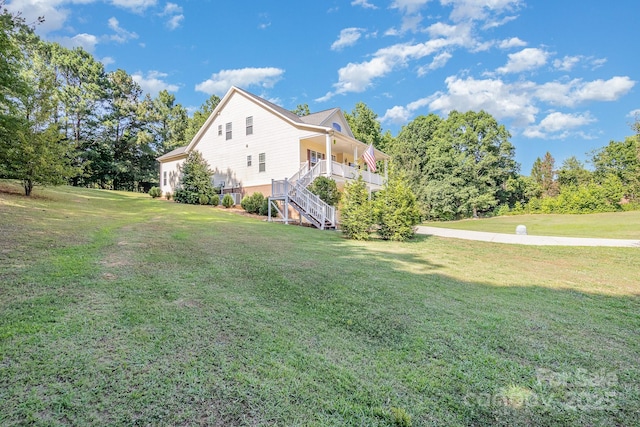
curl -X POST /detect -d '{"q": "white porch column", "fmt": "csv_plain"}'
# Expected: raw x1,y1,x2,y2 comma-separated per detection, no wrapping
325,132,332,176
353,146,358,167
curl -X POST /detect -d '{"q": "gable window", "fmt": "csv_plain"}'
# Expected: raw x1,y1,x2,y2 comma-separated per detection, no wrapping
163,171,167,186
259,153,266,172
247,155,252,167
332,122,342,132
246,116,253,135
225,122,232,140
218,124,222,136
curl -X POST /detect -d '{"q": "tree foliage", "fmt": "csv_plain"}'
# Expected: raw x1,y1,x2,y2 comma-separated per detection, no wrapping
591,137,640,200
374,170,421,241
345,102,383,149
308,176,341,206
291,103,310,117
531,152,559,197
339,175,373,240
391,111,518,220
173,151,215,204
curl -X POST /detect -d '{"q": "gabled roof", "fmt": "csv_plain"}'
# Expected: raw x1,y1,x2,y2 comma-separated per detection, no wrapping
300,108,340,126
236,88,304,125
157,145,187,161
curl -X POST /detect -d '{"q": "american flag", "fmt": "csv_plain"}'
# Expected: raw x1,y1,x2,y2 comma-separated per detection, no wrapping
362,144,376,172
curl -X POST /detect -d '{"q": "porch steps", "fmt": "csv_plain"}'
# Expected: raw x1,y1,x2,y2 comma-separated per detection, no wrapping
268,162,336,230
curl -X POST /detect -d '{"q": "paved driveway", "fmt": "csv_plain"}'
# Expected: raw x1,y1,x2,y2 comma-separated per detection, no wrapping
416,226,640,247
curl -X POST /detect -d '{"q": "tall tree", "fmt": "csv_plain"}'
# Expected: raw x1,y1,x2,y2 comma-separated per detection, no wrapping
591,137,640,200
531,152,559,197
557,156,591,188
345,102,382,148
144,90,188,154
1,33,76,195
48,43,107,185
103,69,147,190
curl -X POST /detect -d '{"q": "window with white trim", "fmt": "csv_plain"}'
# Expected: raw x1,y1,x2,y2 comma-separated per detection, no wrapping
247,155,252,167
163,171,167,186
246,116,253,135
225,122,232,140
218,124,222,136
259,153,266,172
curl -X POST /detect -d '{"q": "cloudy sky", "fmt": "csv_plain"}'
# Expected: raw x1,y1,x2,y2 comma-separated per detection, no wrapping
8,0,638,172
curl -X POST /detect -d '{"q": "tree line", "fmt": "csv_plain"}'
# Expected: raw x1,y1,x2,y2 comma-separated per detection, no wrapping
0,6,219,195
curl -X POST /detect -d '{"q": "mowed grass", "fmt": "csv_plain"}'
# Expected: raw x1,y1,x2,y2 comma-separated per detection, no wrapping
424,211,640,239
1,180,639,426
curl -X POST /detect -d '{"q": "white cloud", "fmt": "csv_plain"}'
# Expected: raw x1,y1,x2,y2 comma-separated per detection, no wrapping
496,47,548,74
166,14,184,29
498,37,527,49
132,70,179,96
101,56,115,66
627,109,640,118
553,55,581,71
110,0,156,13
428,76,538,126
161,2,184,30
195,67,285,95
107,16,139,43
418,51,452,75
536,76,636,107
5,0,72,34
390,0,430,14
523,112,596,139
331,28,364,51
319,31,474,100
442,0,522,23
56,33,99,52
380,96,433,124
351,0,377,9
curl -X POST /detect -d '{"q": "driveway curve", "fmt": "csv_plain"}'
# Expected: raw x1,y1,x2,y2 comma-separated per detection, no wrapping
416,226,640,247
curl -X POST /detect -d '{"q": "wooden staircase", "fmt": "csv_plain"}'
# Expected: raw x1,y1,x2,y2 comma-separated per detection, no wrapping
269,163,336,230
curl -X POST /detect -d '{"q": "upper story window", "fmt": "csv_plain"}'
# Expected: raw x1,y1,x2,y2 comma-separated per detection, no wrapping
225,122,232,140
218,125,222,136
332,122,342,132
246,116,253,135
259,153,266,172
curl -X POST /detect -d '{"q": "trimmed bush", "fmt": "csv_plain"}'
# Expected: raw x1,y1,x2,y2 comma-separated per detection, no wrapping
340,175,373,240
241,192,265,214
198,194,209,205
374,171,421,241
259,197,278,217
222,194,234,208
148,186,161,198
308,176,341,206
209,194,219,206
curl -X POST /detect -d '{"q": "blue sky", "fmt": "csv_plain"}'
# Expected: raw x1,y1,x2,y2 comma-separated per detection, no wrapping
9,0,639,173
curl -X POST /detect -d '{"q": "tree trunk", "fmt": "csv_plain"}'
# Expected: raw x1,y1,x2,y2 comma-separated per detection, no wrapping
23,179,33,196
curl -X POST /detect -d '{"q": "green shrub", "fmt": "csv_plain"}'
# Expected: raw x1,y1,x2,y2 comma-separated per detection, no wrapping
308,176,341,206
374,171,421,241
198,194,209,205
241,192,264,214
340,175,373,240
148,186,161,198
209,194,219,206
173,151,216,204
259,197,278,217
222,194,234,208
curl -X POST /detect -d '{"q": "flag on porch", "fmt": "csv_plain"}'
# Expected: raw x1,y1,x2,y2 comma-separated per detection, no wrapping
362,143,377,173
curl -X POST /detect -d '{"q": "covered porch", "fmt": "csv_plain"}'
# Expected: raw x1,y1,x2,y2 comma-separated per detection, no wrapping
298,130,389,189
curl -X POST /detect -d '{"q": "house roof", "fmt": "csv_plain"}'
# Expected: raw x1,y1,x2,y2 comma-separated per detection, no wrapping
157,145,187,161
300,108,340,126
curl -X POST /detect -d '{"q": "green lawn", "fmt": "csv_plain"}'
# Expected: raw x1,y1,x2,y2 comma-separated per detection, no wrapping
424,211,640,239
1,181,639,426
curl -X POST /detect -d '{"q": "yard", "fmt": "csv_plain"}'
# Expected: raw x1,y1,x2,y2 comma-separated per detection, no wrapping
1,181,639,426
